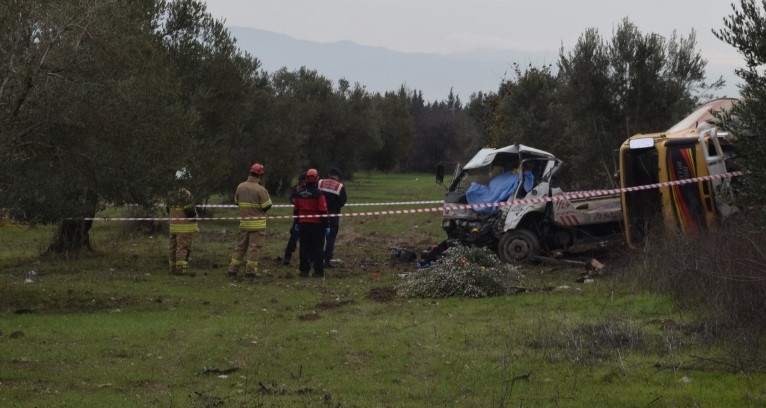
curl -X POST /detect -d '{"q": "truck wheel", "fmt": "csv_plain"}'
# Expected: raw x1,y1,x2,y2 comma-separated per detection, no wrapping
498,229,540,263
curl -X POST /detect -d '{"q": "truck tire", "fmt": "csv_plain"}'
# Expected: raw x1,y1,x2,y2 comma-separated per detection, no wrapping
498,229,540,263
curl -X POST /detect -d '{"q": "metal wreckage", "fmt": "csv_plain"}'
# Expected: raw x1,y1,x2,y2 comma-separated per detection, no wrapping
411,98,740,267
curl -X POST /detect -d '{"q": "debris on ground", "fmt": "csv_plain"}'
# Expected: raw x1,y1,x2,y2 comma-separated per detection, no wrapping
578,257,607,282
586,258,605,272
537,255,607,283
298,313,321,321
390,247,417,262
416,239,462,269
396,244,525,298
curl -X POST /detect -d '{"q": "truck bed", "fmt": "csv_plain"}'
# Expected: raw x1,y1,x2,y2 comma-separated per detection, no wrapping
552,192,622,227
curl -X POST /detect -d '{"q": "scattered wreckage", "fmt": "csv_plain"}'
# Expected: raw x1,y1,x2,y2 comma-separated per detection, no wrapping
436,144,623,263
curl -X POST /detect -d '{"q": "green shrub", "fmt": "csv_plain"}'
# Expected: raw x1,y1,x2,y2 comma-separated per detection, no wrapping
631,215,766,369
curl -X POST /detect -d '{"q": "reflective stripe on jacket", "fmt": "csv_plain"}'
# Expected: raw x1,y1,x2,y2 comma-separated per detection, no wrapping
235,175,272,231
168,188,199,234
169,205,200,234
294,186,329,226
318,178,347,213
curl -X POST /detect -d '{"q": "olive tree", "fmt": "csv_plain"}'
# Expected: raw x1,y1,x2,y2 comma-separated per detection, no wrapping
557,19,721,188
0,1,192,254
715,0,766,204
158,0,265,200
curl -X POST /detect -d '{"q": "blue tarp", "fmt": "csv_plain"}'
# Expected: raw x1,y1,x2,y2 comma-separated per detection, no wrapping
465,170,534,213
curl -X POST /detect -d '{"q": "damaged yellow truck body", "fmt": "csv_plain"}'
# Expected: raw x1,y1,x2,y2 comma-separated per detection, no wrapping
619,98,738,247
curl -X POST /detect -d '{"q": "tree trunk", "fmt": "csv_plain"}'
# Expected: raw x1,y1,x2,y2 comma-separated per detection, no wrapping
48,218,94,257
47,191,98,257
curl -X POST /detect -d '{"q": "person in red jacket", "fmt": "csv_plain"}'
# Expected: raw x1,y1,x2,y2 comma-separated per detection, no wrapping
293,168,330,277
282,171,306,265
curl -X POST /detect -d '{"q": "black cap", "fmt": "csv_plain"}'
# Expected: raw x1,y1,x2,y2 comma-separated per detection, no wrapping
298,172,307,182
328,167,342,178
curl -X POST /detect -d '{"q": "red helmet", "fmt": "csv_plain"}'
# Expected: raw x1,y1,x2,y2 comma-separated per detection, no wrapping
305,168,319,183
250,163,265,176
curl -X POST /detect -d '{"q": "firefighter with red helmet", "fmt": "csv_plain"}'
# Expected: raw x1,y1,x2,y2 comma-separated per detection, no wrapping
228,163,272,279
293,168,330,277
167,169,199,276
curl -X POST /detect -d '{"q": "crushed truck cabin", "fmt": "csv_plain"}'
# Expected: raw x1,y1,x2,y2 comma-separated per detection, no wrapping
436,144,623,262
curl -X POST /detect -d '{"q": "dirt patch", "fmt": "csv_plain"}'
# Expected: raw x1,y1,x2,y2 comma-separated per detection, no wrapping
298,312,321,321
256,380,316,396
343,350,372,369
315,299,355,310
368,287,396,302
1,287,165,314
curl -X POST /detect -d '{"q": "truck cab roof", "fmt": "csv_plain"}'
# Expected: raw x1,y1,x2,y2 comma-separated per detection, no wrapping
463,144,556,171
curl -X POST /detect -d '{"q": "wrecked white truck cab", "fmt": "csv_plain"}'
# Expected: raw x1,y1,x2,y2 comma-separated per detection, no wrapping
436,144,623,262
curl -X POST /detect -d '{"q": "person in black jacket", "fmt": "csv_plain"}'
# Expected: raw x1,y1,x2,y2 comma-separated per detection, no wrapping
318,167,347,268
283,172,306,265
294,169,330,277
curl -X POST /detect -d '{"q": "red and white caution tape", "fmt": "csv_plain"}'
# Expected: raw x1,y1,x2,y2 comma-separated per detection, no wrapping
443,171,743,211
197,200,443,209
82,171,743,221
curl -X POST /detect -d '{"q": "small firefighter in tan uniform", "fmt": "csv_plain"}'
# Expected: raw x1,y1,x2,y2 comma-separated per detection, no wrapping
228,163,272,279
167,182,199,276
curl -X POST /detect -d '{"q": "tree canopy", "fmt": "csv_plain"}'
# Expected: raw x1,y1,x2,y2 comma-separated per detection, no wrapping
715,0,766,205
468,19,722,189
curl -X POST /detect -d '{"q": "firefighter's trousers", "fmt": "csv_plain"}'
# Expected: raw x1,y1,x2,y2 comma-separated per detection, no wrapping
169,233,193,274
229,230,264,275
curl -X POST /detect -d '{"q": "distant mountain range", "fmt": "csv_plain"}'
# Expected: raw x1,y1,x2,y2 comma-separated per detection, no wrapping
228,27,557,102
228,27,739,102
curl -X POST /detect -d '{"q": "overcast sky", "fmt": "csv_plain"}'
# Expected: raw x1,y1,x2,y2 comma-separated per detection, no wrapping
205,0,745,93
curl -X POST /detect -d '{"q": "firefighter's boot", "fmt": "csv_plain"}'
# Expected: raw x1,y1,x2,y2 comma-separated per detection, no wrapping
228,258,242,279
244,261,259,279
176,261,195,276
177,260,194,277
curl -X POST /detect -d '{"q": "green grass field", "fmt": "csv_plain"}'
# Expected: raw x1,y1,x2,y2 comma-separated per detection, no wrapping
1,173,764,407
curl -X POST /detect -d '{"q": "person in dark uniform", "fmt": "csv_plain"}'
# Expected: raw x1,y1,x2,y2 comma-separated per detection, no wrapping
283,172,306,265
294,169,330,277
317,167,347,268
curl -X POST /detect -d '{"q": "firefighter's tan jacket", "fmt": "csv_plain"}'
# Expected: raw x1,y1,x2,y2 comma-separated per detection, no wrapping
235,176,272,231
168,188,199,234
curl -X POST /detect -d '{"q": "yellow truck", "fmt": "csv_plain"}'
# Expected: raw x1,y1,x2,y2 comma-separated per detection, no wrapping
619,98,738,246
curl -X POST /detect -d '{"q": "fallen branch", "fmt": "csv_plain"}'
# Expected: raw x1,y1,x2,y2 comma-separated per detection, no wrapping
201,366,239,375
290,364,303,379
689,355,742,371
511,371,531,384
